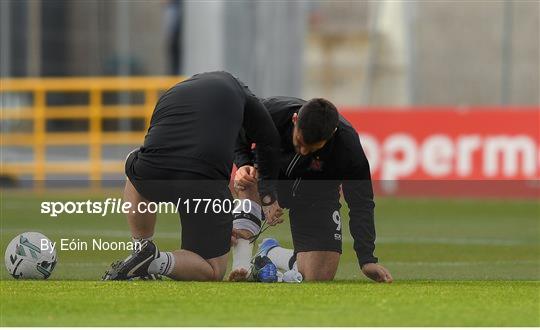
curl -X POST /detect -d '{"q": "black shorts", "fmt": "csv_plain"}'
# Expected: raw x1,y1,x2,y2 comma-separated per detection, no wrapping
288,202,343,254
125,149,233,260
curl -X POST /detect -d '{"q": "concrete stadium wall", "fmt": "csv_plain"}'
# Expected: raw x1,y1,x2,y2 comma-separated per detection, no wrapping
413,1,539,105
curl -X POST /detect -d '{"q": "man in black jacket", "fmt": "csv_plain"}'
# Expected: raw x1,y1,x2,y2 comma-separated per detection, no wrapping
103,71,282,282
231,97,392,282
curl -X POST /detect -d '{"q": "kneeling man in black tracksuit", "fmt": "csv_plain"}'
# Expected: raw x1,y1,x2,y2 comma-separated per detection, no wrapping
103,71,282,282
230,97,392,282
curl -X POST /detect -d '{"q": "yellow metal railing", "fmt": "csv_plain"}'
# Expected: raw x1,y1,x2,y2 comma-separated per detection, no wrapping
0,76,184,187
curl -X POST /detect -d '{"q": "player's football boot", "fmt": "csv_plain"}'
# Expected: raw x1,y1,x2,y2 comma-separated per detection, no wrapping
256,237,280,257
250,255,278,283
102,240,159,280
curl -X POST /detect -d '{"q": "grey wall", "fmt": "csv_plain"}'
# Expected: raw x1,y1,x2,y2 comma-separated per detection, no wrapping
183,1,307,98
412,1,539,105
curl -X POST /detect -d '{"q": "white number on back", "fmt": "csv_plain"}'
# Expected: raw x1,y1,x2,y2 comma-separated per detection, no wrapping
332,210,341,231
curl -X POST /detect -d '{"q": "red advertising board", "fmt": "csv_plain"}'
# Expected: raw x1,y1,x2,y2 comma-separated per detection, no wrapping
341,107,539,198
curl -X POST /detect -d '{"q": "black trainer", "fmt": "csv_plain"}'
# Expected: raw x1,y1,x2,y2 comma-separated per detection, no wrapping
102,240,159,280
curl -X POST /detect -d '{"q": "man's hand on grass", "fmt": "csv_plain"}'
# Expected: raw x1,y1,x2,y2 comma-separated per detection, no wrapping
361,263,393,283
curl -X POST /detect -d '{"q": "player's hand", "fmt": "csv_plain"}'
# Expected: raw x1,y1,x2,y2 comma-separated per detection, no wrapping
263,201,284,226
234,165,257,191
361,263,393,283
230,228,254,246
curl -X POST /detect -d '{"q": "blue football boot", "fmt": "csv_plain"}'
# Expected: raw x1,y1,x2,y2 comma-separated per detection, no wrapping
251,255,278,283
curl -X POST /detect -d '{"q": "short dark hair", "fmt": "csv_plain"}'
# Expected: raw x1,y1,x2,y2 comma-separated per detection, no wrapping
297,98,339,144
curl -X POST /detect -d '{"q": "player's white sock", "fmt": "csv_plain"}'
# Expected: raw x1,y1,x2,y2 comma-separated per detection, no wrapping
268,247,296,271
232,238,253,271
148,251,175,276
231,199,262,271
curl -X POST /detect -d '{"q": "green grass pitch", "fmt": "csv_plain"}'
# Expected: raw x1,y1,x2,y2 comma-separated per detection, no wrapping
1,190,539,326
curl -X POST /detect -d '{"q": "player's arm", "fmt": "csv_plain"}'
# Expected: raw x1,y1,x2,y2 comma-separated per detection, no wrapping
234,128,254,168
242,94,281,203
234,129,259,189
341,134,392,283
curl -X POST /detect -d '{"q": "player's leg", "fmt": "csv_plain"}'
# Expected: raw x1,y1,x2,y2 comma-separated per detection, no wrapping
157,249,228,281
296,251,340,281
261,240,339,280
146,222,231,281
258,239,339,280
152,228,231,282
102,179,164,280
148,183,234,281
105,178,231,281
259,238,296,271
229,180,263,281
288,205,343,281
123,148,157,240
102,153,161,280
124,179,156,240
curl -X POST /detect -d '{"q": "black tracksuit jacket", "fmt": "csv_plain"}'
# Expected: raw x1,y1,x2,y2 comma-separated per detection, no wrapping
235,96,378,267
